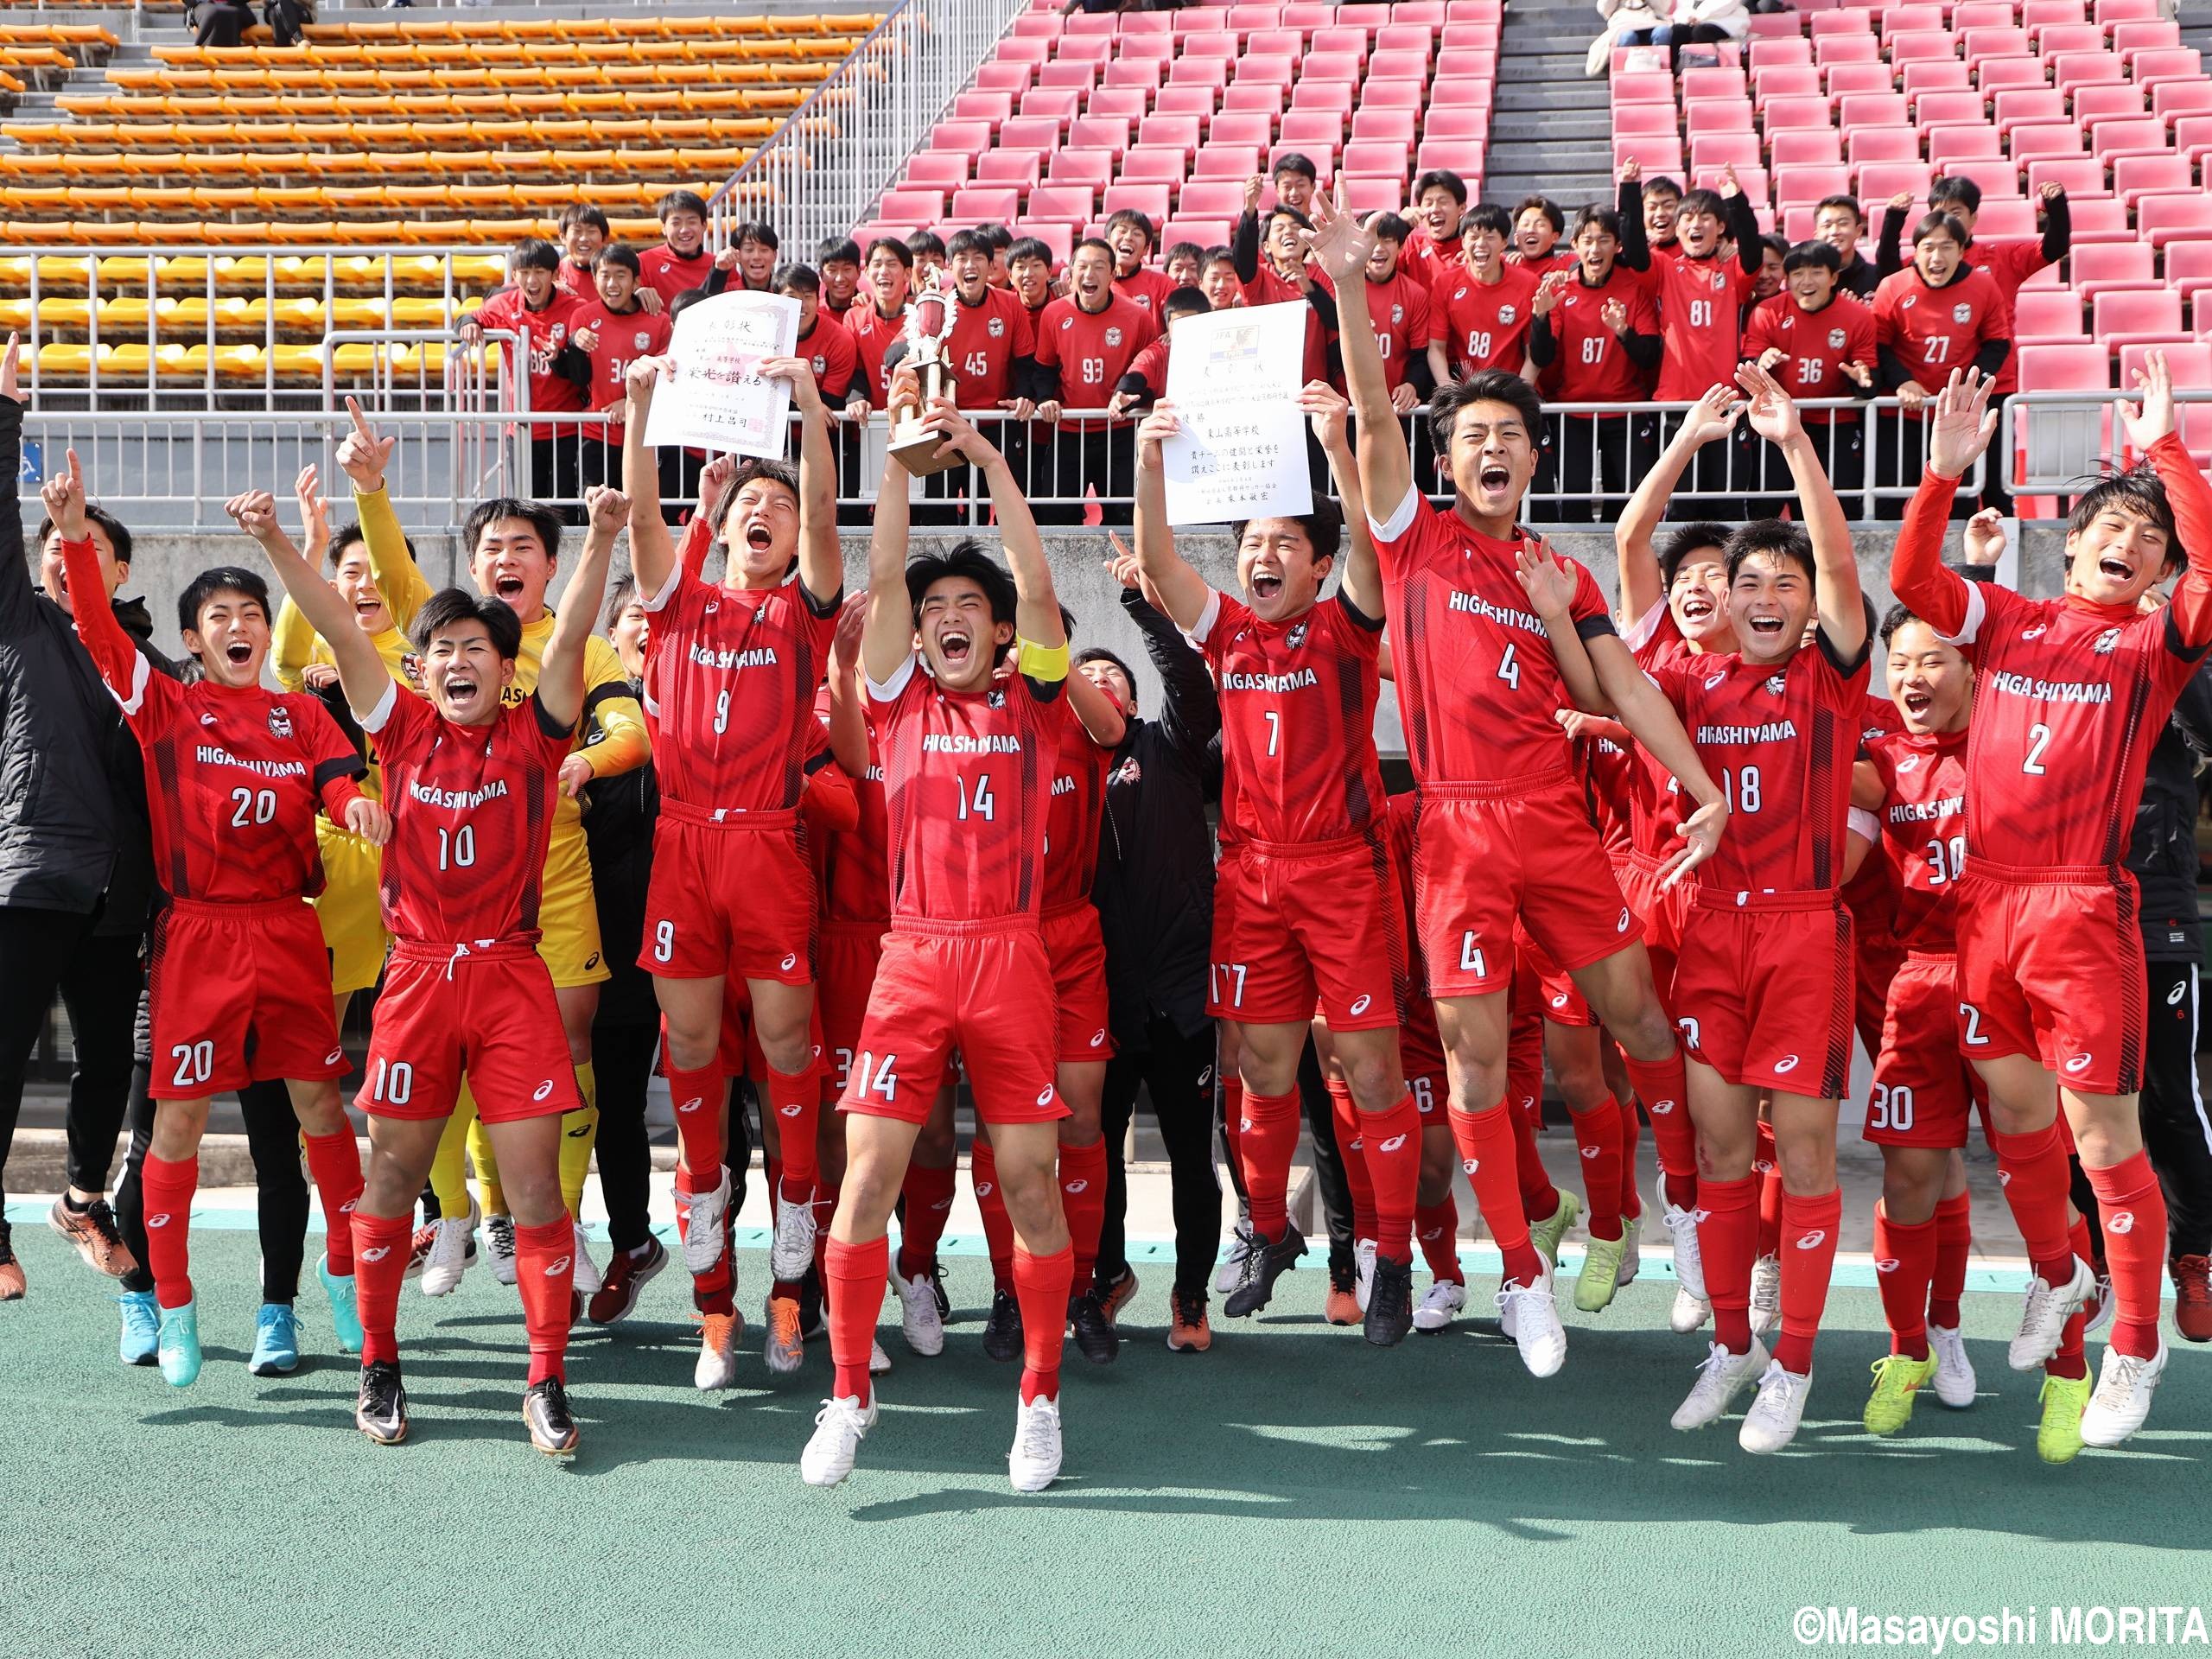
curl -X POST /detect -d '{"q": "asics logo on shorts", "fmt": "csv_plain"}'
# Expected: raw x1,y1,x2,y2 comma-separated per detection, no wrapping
360,1244,391,1262
1549,994,1568,1010
930,1197,954,1211
1037,1085,1055,1107
1065,1179,1090,1194
1874,1257,1899,1274
1350,995,1372,1017
1198,1066,1213,1087
1998,1169,2012,1187
677,1096,704,1115
325,1047,345,1066
2064,1053,2093,1075
1349,1136,1364,1153
1380,1135,1408,1154
148,1213,171,1229
1794,1230,1827,1250
2109,1211,2136,1235
1617,907,1630,933
976,1182,995,1198
548,1255,572,1275
1753,1158,1775,1175
1090,1029,1107,1048
2170,980,2190,1007
781,953,798,972
1774,1055,1800,1074
779,1103,802,1118
533,1080,556,1102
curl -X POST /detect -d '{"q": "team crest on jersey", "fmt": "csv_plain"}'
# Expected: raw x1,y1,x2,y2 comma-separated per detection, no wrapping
1952,302,1974,324
1286,620,1309,650
1827,329,1847,349
266,703,293,739
988,688,1007,709
1497,305,1516,324
2093,627,2121,654
400,652,424,688
1389,304,1405,325
1764,673,1787,696
1112,756,1142,786
633,331,652,351
988,317,1006,338
1710,271,1727,291
1105,327,1124,347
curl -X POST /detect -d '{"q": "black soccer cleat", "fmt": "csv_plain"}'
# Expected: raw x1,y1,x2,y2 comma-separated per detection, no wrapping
930,1262,951,1324
1224,1224,1308,1319
982,1288,1024,1362
1363,1255,1414,1348
355,1361,408,1446
524,1376,580,1457
1068,1291,1121,1365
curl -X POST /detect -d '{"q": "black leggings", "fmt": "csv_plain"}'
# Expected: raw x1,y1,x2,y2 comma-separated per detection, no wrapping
1094,1014,1224,1301
2139,959,2212,1258
591,1017,662,1256
0,906,142,1199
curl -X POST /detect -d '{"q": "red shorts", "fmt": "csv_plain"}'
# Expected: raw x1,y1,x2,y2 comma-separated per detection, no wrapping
1414,778,1639,1000
1044,900,1115,1064
1619,849,1693,1011
1401,984,1448,1121
148,899,346,1099
1866,951,1987,1149
817,918,886,1103
1209,833,1402,1031
1673,891,1854,1098
641,805,815,985
837,919,1070,1128
1955,860,2145,1096
1516,925,1596,1027
1855,929,1908,1064
356,941,582,1124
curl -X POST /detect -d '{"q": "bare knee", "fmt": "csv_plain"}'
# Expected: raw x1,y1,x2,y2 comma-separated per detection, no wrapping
1341,1047,1401,1113
149,1098,210,1162
288,1079,346,1137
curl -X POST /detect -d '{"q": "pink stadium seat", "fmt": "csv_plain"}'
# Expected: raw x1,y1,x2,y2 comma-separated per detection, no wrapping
2128,48,2204,92
2091,0,2161,25
1120,8,1173,32
2016,343,2115,392
2149,79,2212,123
1167,57,1231,90
1293,79,1360,117
1880,4,1946,38
1176,180,1248,216
953,91,1014,127
1750,37,1815,68
1681,67,1747,101
1948,156,2025,196
1351,107,1420,143
950,186,1021,223
1764,95,1837,131
2166,242,2212,314
1613,103,1678,137
2072,83,2147,124
1809,10,1874,35
1368,50,1432,80
1859,162,1935,198
1343,139,1411,175
1218,85,1287,120
2139,194,2212,251
1815,33,1882,64
1901,59,1974,98
1063,11,1114,35
1089,86,1151,123
2025,157,2111,195
1427,76,1494,111
1961,27,2033,59
1377,22,1440,53
1100,183,1173,221
2010,123,2088,162
2174,118,2212,168
2051,51,2126,91
1756,65,1826,109
2113,20,2183,57
1236,54,1300,86
1246,28,1305,56
998,114,1062,154
1691,132,1764,171
1023,185,1094,224
1310,26,1370,59
2021,0,2088,33
1826,61,1895,98
1889,31,1959,66
1120,149,1186,186
1039,60,1102,92
1978,57,2050,92
1840,92,1912,128
1209,110,1278,147
2093,288,2184,347
1281,3,1338,28
2068,240,2158,296
2088,116,2170,162
904,152,969,189
1929,125,2007,166
1746,12,1807,38
1014,219,1073,264
1774,163,1853,203
1993,87,2069,131
2033,23,2106,56
1190,144,1262,181
1613,136,1684,172
1344,176,1404,212
1119,34,1178,65
1301,49,1364,81
1102,59,1166,92
1423,106,1489,140
2119,345,2212,457
1227,3,1284,31
975,60,1036,97
1976,196,2041,237
1137,112,1203,155
1848,127,1922,167
1770,129,1846,166
1611,73,1676,104
1068,116,1133,157
975,149,1043,190
930,121,994,157
2012,289,2088,344
1414,137,1486,174
879,188,945,223
1018,89,1081,127
1436,48,1500,77
1953,0,2018,26
1916,90,1990,127
1181,30,1241,61
1149,84,1214,118
1046,149,1116,192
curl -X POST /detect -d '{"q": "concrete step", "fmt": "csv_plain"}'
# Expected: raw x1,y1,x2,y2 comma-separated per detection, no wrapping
1495,80,1606,111
1489,111,1610,143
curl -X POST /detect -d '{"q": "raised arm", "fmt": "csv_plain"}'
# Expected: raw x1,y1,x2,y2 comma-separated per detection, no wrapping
0,336,35,639
1308,189,1411,531
537,485,625,733
231,488,393,723
860,365,918,688
621,357,678,598
1301,379,1382,621
337,397,431,633
1107,537,1221,763
1891,368,1997,636
1738,361,1863,660
1517,539,1609,714
1586,634,1729,886
761,353,842,607
823,591,871,777
41,451,138,693
1065,666,1128,749
2121,352,2212,651
1128,404,1217,635
1616,383,1741,627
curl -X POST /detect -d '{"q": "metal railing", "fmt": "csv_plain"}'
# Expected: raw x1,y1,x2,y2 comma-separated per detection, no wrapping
706,0,1030,257
2004,389,2212,497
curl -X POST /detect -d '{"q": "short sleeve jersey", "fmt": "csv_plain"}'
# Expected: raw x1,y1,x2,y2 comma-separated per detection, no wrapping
797,312,860,404
569,302,673,444
1649,634,1872,896
1623,602,1698,858
1971,238,2055,396
1541,267,1661,404
946,284,1037,408
363,686,575,944
1440,264,1541,378
868,655,1065,925
1114,268,1178,320
639,244,713,307
1368,493,1618,788
1362,269,1433,392
1043,696,1113,908
473,287,588,425
1873,266,2009,397
1189,588,1388,846
1402,230,1460,302
845,298,909,406
1741,292,1877,421
824,748,892,926
1864,727,1969,952
1035,292,1157,426
1648,253,1758,403
641,564,840,815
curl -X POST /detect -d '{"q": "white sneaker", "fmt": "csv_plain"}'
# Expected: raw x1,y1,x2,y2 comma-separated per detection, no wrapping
1671,1338,1770,1431
1497,1261,1567,1377
677,1170,731,1275
1928,1323,1977,1408
1669,1286,1713,1335
420,1198,478,1297
485,1212,517,1287
2080,1338,2170,1447
769,1179,819,1281
2008,1255,2093,1372
1616,1213,1643,1287
569,1218,602,1296
695,1312,741,1389
1738,1360,1812,1454
897,1272,945,1357
1353,1236,1377,1313
869,1338,892,1375
1215,1221,1254,1296
1747,1254,1781,1339
1008,1393,1064,1493
1413,1280,1466,1332
1661,1202,1707,1301
801,1394,877,1487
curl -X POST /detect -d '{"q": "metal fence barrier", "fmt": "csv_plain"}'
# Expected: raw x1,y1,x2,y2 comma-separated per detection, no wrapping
2004,389,2212,498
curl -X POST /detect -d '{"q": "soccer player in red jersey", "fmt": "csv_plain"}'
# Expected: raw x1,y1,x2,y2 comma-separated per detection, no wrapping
944,228,1039,417
1336,213,1433,415
1510,197,1573,273
1105,209,1176,320
1526,207,1663,520
1112,287,1207,415
779,264,862,411
620,350,844,1386
1402,168,1469,297
815,236,862,321
1134,379,1427,1347
569,245,673,494
243,476,621,1455
844,237,914,411
1033,238,1156,523
1633,365,1869,1453
1428,205,1541,383
460,239,591,509
41,454,378,1389
1872,214,2012,512
1329,186,1730,1375
1229,189,1335,384
556,206,610,304
1891,359,2212,1446
1630,168,1681,264
801,379,1077,1494
1621,171,1762,421
1743,241,1878,503
639,188,713,306
1199,247,1245,314
1876,181,2069,411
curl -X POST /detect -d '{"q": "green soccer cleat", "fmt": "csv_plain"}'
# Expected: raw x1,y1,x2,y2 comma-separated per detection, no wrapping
1573,1230,1630,1313
319,1255,363,1357
1529,1190,1580,1268
1862,1351,1937,1436
156,1298,202,1389
2037,1372,2091,1465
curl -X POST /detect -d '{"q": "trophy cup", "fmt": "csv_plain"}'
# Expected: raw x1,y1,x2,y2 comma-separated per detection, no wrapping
887,265,964,478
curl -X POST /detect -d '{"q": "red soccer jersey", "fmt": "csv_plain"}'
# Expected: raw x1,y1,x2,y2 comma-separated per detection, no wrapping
361,684,573,945
1864,727,1969,952
1541,267,1660,405
1191,588,1388,846
1624,602,1701,860
557,258,601,302
1357,268,1433,392
641,565,841,814
1646,252,1758,402
1873,266,2009,400
1579,728,1637,861
795,311,860,404
639,243,713,306
868,655,1065,924
825,749,892,925
1043,696,1112,907
472,286,588,432
1742,292,1877,423
1649,636,1872,896
1035,291,1156,426
1402,229,1461,301
946,284,1036,408
1373,495,1619,791
1128,334,1171,398
844,296,908,407
1237,270,1332,385
570,301,673,446
1970,239,2050,395
1438,264,1541,378
1115,267,1178,320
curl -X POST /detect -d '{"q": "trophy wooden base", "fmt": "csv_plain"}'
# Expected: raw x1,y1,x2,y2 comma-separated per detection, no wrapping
888,413,967,477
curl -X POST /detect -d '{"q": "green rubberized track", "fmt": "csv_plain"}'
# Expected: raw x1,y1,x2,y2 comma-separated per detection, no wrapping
3,1227,2207,1659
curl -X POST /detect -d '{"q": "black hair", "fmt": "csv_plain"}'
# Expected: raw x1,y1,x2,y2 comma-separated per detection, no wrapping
1104,207,1157,247
461,496,563,566
558,204,611,234
1878,601,1935,647
1430,368,1545,457
668,286,711,320
602,573,638,632
713,457,804,537
1724,518,1816,584
511,238,561,275
1758,232,1789,260
946,228,992,260
1163,239,1205,270
1074,645,1136,687
976,222,1014,252
1928,175,1982,216
1815,193,1866,226
1231,493,1345,567
774,261,820,295
1911,211,1970,251
1464,203,1513,238
1273,151,1319,183
905,539,1017,630
734,219,779,251
594,243,642,276
1573,206,1624,242
35,502,134,569
656,188,709,221
1203,244,1238,265
1007,236,1054,267
1515,195,1565,234
1659,523,1733,588
865,235,915,269
1057,603,1077,639
177,565,270,637
1264,205,1313,235
1162,285,1210,322
2069,465,2182,569
1369,211,1413,245
906,230,946,260
413,587,524,661
817,236,862,268
1675,188,1726,221
1783,238,1842,275
1413,168,1467,206
1643,175,1683,200
1072,235,1117,264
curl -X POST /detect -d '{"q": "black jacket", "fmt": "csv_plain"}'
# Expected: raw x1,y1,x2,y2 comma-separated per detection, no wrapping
0,400,174,934
1092,586,1222,1050
2129,657,2212,964
582,675,661,1027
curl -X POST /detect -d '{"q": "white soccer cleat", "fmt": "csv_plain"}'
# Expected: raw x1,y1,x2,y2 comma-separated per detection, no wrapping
2008,1256,2094,1372
2082,1270,2114,1339
420,1198,478,1298
1928,1323,1977,1408
1413,1280,1466,1332
569,1218,602,1296
769,1179,819,1282
801,1394,877,1488
896,1272,945,1357
1661,1202,1707,1302
1616,1213,1643,1287
1669,1286,1713,1335
485,1211,518,1287
2079,1338,2169,1447
677,1170,731,1275
1353,1236,1377,1313
1215,1221,1255,1296
694,1311,741,1390
1747,1254,1781,1339
1738,1361,1812,1454
1671,1338,1770,1431
1497,1261,1567,1378
1008,1394,1064,1493
870,1338,892,1376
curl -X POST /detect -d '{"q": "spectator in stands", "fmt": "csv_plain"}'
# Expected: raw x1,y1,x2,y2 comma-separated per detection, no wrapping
1741,240,1877,506
1815,195,1880,301
816,237,863,320
1872,211,2012,518
1429,202,1538,382
460,239,592,513
1751,232,1789,304
1526,205,1662,521
1163,242,1205,290
193,0,256,49
1106,211,1176,318
1595,0,1669,68
731,222,780,294
975,223,1016,288
1008,237,1058,316
846,237,912,418
1113,286,1206,415
640,190,712,307
1512,196,1572,271
1198,247,1243,312
1405,168,1469,295
263,0,309,50
1032,238,1157,524
906,230,947,278
571,245,672,495
1613,0,1749,68
1269,154,1319,219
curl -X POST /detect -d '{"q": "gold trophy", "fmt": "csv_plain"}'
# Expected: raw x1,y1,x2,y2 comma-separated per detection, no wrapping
887,265,964,477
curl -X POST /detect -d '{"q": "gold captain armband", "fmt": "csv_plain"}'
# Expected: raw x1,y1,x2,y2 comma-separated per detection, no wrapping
1014,636,1071,683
